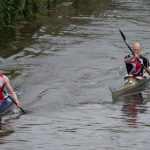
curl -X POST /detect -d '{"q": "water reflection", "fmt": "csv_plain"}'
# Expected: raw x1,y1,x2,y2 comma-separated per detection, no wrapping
119,92,147,128
72,0,117,15
0,117,15,139
0,118,2,130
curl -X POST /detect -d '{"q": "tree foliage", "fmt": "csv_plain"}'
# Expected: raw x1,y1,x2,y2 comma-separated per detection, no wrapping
0,0,61,25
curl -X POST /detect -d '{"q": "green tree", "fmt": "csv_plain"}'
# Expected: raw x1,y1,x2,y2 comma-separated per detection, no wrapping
0,0,63,25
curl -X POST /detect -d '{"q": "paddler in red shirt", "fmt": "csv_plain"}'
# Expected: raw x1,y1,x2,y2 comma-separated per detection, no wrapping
124,42,150,80
0,73,20,107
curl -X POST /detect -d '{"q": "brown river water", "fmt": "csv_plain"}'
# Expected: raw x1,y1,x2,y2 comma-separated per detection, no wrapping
1,0,150,149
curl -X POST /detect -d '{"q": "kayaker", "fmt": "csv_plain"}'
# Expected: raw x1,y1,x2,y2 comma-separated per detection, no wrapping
124,42,150,80
0,73,20,107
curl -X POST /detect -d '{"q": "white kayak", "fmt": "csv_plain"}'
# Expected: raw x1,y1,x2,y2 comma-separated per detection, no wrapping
111,75,150,101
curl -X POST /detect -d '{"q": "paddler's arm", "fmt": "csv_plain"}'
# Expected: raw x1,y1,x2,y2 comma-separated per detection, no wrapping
124,54,139,64
124,57,133,64
3,75,21,107
143,57,150,75
146,66,150,75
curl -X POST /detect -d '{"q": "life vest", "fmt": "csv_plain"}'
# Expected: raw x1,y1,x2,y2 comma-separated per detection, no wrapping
0,73,4,102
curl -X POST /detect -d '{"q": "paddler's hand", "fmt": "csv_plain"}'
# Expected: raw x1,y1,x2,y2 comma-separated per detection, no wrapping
133,53,139,59
129,54,139,61
125,56,135,63
16,101,21,107
125,54,139,64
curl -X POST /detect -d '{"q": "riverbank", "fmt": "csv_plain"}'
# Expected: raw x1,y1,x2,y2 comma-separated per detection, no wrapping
0,1,74,58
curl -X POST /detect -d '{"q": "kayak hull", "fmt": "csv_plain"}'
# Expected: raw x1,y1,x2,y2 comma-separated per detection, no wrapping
112,75,150,101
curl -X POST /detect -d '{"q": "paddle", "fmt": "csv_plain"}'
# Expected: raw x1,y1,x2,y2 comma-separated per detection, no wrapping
118,28,150,76
0,87,25,114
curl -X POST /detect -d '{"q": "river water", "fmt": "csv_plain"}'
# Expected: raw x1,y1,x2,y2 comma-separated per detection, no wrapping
1,0,150,149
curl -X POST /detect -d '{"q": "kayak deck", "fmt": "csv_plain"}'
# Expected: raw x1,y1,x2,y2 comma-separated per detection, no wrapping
112,75,150,101
0,91,21,117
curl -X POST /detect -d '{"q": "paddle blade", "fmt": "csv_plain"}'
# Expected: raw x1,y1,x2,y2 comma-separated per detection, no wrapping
18,106,26,114
118,28,126,41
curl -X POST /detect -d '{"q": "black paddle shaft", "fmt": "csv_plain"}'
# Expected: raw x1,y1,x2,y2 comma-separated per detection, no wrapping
118,29,150,76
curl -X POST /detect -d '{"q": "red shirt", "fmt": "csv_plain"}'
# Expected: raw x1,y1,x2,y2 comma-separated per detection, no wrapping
125,54,150,77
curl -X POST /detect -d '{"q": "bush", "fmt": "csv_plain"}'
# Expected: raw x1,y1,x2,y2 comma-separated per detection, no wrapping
0,0,62,25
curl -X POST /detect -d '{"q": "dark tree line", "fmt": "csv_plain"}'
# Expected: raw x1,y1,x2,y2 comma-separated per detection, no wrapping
0,0,62,25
